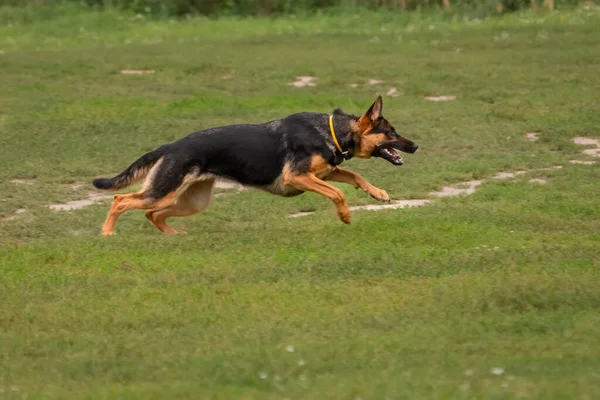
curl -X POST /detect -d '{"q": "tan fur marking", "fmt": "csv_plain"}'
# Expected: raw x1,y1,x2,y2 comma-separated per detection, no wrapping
354,133,387,159
357,116,373,134
309,155,334,179
141,157,164,191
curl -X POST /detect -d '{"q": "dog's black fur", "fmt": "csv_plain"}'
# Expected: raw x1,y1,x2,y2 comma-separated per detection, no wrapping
93,96,418,235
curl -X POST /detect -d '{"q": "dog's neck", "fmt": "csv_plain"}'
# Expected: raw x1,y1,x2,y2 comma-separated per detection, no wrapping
330,109,359,159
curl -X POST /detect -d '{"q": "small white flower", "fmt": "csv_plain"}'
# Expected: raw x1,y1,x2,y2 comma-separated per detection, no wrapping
259,372,268,379
286,345,295,353
491,367,505,376
298,359,305,366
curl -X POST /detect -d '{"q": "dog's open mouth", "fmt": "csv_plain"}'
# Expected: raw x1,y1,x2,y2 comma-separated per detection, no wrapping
374,146,404,165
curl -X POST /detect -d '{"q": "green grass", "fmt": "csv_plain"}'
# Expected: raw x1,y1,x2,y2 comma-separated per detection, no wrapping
1,4,600,399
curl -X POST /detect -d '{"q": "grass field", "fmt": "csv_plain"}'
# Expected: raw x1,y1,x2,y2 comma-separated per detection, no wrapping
1,4,600,399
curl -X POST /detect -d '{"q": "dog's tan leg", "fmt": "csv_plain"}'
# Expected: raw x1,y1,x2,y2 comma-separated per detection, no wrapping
145,209,179,234
326,167,390,202
284,172,351,224
100,192,175,236
145,179,215,234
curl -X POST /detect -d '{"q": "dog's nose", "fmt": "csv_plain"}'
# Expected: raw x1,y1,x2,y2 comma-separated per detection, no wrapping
412,144,419,152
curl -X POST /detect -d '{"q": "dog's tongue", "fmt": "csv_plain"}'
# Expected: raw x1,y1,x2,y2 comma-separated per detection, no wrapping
382,148,403,164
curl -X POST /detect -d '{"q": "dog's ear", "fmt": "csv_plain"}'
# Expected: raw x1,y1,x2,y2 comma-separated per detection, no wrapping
365,95,383,122
357,95,383,134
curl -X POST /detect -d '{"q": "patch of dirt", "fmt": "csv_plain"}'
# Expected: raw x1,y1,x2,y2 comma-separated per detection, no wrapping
386,87,399,98
525,132,540,142
288,211,316,218
572,137,600,158
569,160,596,165
288,76,316,87
349,199,431,211
49,193,113,211
582,148,600,157
288,199,431,218
430,180,483,197
2,208,27,222
528,178,547,184
368,79,383,85
348,83,359,88
572,137,599,146
493,171,527,180
10,178,36,185
425,95,456,102
120,69,155,75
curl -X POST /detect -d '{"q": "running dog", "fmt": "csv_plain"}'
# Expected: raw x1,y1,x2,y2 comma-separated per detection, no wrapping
93,96,418,235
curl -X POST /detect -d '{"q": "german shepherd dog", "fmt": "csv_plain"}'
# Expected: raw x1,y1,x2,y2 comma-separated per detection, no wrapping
93,96,418,236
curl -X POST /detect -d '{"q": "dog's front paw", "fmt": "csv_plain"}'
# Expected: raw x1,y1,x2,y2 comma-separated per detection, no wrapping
337,208,352,224
339,213,351,224
369,188,390,203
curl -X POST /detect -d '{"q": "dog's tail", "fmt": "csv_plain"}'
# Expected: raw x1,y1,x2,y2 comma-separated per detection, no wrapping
92,146,167,191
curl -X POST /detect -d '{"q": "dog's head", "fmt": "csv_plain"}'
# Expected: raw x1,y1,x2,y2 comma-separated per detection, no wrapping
352,96,418,165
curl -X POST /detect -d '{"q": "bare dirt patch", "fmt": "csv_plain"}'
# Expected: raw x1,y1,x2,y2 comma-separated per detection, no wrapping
288,76,316,87
10,178,36,185
350,199,431,211
525,132,540,142
572,137,599,146
288,211,316,218
288,199,433,218
493,171,527,180
430,180,483,197
528,178,547,184
386,87,399,97
2,208,27,222
582,148,600,157
49,193,113,211
569,160,596,165
120,69,155,75
368,79,383,85
425,95,456,102
572,136,600,158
